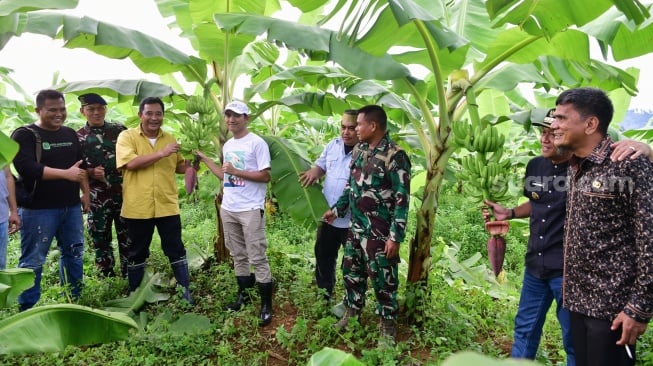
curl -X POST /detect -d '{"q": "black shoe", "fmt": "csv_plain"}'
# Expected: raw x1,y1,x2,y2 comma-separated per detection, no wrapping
171,257,194,305
225,274,255,311
258,282,273,326
127,262,146,292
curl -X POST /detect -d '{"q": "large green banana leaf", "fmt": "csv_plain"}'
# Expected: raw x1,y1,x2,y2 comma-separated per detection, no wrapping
308,347,365,366
262,135,329,231
54,79,179,105
0,304,137,354
0,131,18,169
0,11,206,82
0,0,78,16
442,351,539,366
104,271,170,315
488,0,648,37
213,13,410,81
0,268,34,307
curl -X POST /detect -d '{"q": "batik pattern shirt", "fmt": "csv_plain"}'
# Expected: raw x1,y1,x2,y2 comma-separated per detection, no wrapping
564,137,653,323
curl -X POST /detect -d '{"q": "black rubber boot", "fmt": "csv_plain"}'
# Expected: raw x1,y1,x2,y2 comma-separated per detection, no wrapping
258,281,273,326
127,262,146,292
170,257,194,305
224,273,255,311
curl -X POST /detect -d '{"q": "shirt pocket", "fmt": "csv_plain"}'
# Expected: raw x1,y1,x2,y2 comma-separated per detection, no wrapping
326,157,339,171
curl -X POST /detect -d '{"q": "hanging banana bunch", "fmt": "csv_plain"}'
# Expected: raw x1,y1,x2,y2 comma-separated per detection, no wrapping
452,83,513,278
453,87,511,203
179,95,220,194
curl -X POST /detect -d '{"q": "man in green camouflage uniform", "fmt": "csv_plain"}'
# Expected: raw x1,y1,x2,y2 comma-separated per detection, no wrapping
323,105,411,345
76,93,129,277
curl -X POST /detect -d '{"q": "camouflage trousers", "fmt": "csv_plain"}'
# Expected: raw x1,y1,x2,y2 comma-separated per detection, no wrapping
87,200,129,277
341,232,399,320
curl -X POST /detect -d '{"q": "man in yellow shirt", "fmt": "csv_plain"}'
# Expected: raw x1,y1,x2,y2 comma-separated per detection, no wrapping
116,97,192,304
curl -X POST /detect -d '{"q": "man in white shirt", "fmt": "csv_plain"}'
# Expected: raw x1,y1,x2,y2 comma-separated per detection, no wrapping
300,110,358,302
197,101,273,326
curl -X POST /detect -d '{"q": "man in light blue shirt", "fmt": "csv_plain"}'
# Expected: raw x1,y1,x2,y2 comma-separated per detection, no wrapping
300,110,358,301
1,166,20,269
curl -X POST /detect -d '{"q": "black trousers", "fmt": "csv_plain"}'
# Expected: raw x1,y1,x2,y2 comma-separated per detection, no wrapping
123,215,186,264
314,223,348,297
570,311,635,366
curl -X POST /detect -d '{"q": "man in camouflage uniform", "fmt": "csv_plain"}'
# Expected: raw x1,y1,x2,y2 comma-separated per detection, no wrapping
323,104,411,345
76,93,129,277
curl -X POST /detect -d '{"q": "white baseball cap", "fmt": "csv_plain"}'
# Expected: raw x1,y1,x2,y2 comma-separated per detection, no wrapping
224,101,250,115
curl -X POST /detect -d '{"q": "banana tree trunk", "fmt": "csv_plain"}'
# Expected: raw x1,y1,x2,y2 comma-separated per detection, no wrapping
212,192,230,262
405,138,454,322
406,172,440,283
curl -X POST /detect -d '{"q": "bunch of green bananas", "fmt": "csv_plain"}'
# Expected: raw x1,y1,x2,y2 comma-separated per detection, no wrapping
472,124,505,153
456,152,511,201
185,95,216,115
451,119,475,151
178,96,219,157
451,119,505,153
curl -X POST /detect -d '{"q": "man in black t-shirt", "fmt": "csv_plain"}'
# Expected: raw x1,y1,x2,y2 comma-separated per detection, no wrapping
11,89,89,311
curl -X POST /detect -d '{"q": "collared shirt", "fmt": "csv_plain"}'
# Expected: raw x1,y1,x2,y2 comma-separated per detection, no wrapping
564,137,653,323
314,137,354,229
333,134,411,243
116,127,183,219
523,156,568,279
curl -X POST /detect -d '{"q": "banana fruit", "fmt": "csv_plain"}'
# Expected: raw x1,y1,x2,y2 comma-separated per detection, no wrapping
454,122,510,202
179,95,219,157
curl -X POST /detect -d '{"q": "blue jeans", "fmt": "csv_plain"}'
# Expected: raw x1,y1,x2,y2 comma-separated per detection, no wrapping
0,220,7,269
17,205,85,310
512,271,575,366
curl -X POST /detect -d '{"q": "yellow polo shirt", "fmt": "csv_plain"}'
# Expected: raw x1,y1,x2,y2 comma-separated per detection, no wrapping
116,127,183,219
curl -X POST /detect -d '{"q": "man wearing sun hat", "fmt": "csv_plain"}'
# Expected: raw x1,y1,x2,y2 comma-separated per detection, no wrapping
76,93,129,277
196,100,274,326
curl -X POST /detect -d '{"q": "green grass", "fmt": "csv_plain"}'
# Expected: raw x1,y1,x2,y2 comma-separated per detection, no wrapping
4,185,647,365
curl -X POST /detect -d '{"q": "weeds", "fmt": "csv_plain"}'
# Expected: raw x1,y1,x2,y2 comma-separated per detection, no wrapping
0,187,603,366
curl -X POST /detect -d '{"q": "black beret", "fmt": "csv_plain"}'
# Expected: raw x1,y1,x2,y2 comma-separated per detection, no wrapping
78,93,107,106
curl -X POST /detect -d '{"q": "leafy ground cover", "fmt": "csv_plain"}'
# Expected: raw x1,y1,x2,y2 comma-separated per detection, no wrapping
1,181,651,365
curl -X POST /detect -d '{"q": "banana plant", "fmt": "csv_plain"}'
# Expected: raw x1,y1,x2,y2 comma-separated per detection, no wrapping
0,0,293,262
212,0,649,320
1,0,651,318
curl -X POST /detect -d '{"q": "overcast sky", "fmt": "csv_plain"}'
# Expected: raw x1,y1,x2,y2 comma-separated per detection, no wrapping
2,0,652,110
